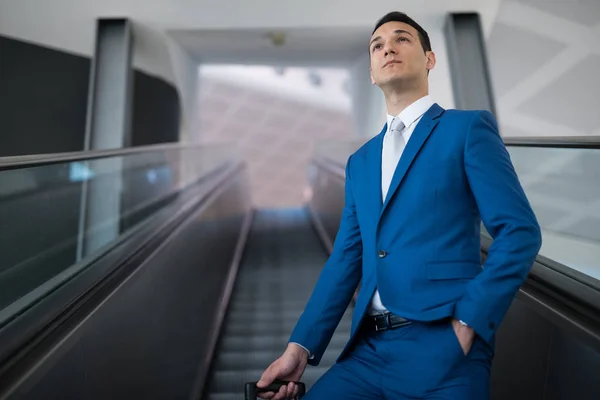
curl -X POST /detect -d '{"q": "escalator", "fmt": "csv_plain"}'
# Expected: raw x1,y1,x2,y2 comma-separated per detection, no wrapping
202,208,352,399
0,138,599,399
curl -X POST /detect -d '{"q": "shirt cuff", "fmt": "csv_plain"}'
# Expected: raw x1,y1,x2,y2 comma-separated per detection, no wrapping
289,342,314,359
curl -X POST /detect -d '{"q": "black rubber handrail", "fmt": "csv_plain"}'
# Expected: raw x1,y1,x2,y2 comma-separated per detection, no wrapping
0,142,224,171
503,136,600,148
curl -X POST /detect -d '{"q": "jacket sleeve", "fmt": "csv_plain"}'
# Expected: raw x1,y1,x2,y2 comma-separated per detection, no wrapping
454,110,542,344
288,154,363,366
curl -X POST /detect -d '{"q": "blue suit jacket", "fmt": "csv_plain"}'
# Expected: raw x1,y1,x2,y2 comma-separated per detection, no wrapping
289,104,542,366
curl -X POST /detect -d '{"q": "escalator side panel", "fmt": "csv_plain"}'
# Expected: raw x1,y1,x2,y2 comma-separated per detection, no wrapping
492,292,600,399
3,172,252,400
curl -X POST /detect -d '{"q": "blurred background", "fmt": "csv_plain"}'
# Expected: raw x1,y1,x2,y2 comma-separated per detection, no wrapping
0,1,598,399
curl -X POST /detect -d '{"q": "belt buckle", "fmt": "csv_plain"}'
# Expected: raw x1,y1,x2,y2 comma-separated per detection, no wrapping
386,312,392,328
374,315,382,331
374,313,390,332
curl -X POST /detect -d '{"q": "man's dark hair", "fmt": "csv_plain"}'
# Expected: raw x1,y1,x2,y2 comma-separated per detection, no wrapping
372,12,432,53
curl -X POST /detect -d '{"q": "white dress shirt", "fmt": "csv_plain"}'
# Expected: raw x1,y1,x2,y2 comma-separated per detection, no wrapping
369,95,435,315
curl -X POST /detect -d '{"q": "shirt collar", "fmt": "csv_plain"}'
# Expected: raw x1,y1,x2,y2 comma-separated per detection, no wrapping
386,95,435,131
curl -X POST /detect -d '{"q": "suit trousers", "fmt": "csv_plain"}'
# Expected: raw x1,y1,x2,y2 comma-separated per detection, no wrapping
303,318,494,399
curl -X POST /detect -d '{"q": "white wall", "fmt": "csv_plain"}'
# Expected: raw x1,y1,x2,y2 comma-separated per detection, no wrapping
486,0,600,137
165,38,202,143
349,53,386,138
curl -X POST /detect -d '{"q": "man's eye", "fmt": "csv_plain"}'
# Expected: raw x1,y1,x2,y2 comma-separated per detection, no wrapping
398,37,409,42
372,44,382,51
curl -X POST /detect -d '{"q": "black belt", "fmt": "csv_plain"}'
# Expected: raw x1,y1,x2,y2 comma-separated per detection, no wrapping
364,312,412,332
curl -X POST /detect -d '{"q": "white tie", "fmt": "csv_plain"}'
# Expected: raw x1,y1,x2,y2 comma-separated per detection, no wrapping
370,118,406,315
381,117,406,201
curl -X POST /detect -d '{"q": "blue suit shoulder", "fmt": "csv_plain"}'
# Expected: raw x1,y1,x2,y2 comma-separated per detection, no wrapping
439,108,501,146
354,134,380,157
442,108,497,125
444,108,498,126
345,131,382,174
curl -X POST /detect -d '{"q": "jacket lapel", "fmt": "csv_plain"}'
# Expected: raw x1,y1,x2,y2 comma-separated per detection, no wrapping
379,103,444,219
364,124,387,215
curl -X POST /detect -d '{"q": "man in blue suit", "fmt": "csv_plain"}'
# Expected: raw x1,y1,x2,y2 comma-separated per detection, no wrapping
257,11,542,399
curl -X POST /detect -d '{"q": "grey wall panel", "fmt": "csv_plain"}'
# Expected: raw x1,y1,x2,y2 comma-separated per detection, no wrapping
131,71,180,146
0,35,180,157
7,172,252,399
0,36,89,156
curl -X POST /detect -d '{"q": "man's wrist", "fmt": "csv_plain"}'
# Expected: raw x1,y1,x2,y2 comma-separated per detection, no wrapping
288,342,310,360
453,318,475,336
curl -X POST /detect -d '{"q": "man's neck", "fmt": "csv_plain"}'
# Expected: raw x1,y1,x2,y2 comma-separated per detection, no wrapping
384,89,429,116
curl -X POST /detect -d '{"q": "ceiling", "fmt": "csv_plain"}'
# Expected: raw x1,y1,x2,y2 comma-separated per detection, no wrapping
166,0,502,67
0,0,502,69
169,26,370,67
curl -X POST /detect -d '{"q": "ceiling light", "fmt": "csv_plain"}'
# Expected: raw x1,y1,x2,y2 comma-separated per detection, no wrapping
267,31,286,46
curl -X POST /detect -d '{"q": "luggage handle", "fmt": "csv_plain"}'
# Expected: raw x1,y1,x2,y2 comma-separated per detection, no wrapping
244,380,306,399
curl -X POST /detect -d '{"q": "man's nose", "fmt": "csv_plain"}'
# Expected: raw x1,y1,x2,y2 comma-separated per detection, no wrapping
384,44,397,56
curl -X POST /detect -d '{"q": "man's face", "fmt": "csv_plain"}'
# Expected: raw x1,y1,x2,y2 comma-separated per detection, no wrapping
369,21,434,88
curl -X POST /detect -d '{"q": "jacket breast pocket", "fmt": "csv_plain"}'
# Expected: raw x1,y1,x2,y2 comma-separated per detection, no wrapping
410,156,460,180
426,261,482,280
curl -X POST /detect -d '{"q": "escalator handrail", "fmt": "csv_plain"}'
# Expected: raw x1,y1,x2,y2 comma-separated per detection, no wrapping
503,135,600,148
0,142,227,171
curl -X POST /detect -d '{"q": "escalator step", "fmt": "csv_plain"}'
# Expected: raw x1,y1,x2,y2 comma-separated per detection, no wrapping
223,317,351,331
229,296,308,303
214,348,342,371
223,324,351,337
227,303,308,312
227,301,307,309
203,209,351,400
220,334,350,352
229,296,310,304
226,312,303,323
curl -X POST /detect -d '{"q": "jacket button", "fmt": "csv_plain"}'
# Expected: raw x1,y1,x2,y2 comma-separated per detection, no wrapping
378,250,387,258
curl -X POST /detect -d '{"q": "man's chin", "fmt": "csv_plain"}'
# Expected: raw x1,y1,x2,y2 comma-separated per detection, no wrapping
378,75,408,88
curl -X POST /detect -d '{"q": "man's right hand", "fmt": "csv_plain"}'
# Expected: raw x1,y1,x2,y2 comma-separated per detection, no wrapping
256,343,309,399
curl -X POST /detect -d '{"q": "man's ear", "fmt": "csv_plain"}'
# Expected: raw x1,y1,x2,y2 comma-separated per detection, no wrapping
426,51,436,72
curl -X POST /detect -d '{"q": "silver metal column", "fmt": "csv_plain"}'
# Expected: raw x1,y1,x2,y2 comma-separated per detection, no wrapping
84,18,134,150
78,19,133,260
444,13,497,116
